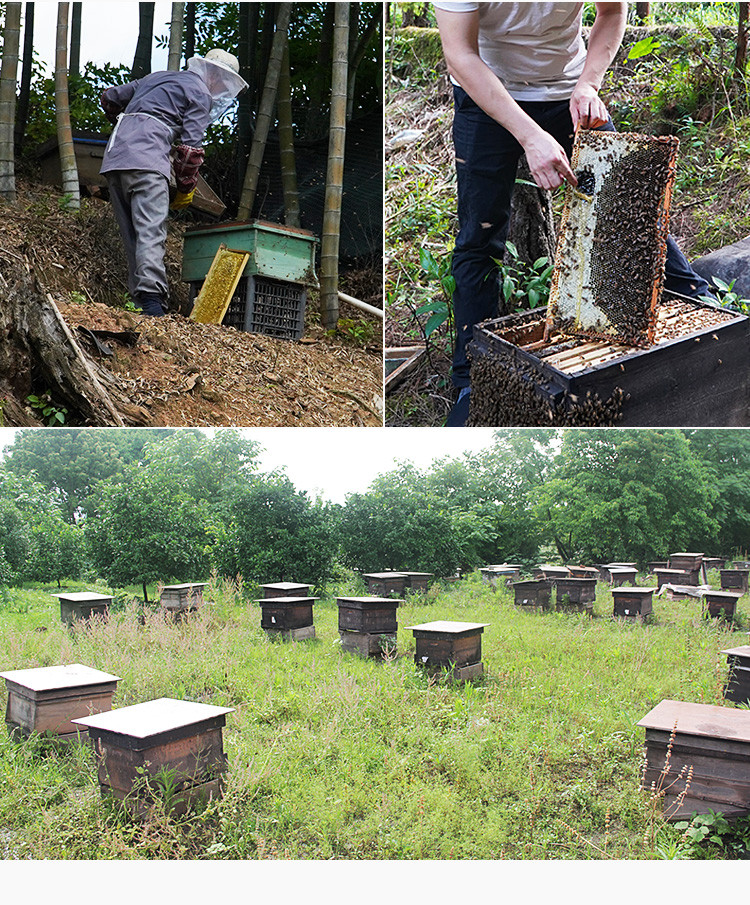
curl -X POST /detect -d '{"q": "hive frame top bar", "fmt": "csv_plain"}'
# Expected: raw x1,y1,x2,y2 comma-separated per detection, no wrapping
547,129,679,346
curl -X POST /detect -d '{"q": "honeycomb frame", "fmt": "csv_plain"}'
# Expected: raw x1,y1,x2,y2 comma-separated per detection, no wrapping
546,130,679,346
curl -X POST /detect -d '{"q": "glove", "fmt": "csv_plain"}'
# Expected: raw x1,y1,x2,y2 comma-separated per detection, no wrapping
100,90,124,125
170,190,195,210
173,144,205,194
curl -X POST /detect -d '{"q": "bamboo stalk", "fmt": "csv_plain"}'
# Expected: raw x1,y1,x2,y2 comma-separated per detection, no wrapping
54,2,80,210
237,2,292,220
0,3,22,200
320,3,350,330
168,2,185,71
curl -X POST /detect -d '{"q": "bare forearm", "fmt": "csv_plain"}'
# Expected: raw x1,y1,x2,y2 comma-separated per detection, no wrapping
578,2,627,91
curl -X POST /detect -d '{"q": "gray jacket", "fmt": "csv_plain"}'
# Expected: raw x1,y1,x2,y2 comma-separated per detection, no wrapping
100,70,213,181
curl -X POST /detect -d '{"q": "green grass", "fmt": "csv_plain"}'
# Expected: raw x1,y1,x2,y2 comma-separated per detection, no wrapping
0,573,745,859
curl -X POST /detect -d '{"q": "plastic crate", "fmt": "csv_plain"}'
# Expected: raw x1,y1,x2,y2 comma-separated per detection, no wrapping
221,275,306,341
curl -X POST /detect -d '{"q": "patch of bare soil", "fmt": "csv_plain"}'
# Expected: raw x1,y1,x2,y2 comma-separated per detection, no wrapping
0,179,383,427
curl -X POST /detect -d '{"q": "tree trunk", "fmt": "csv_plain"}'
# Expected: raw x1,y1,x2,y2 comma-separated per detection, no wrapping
0,268,149,427
235,2,258,201
304,2,334,139
184,1,195,60
507,155,556,268
131,1,154,79
278,40,300,227
347,3,383,121
14,1,33,153
237,2,292,221
635,3,650,25
55,2,80,211
69,1,81,77
320,3,350,330
0,3,21,201
167,2,184,71
736,3,749,76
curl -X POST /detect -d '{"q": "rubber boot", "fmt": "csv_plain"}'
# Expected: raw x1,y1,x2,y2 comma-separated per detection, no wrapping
137,295,167,317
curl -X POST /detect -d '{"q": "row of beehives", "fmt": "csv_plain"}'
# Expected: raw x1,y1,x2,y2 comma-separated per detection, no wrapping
483,557,750,820
0,578,486,818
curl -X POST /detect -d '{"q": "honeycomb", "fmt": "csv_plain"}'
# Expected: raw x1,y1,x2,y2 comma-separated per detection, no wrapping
190,244,250,325
546,130,679,346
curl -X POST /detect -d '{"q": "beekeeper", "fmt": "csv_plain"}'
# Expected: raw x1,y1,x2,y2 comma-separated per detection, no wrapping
100,50,248,317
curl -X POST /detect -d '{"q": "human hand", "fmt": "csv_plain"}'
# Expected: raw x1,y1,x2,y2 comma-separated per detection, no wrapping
570,82,610,130
523,130,577,191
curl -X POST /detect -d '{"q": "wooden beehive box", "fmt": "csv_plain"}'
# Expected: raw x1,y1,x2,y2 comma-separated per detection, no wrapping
400,572,435,593
612,587,654,619
721,569,749,593
159,583,206,613
258,596,318,639
703,557,727,572
733,560,750,570
609,567,638,587
722,645,750,706
655,568,695,588
337,596,400,635
669,553,704,572
260,582,313,599
702,590,742,620
362,573,407,597
467,293,750,427
73,698,233,817
600,563,638,582
513,578,552,610
534,565,570,581
647,561,669,574
1,664,120,741
555,577,596,612
53,591,113,626
407,621,489,681
637,699,750,819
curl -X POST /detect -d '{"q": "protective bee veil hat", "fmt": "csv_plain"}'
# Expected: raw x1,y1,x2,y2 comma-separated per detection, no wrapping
187,50,248,122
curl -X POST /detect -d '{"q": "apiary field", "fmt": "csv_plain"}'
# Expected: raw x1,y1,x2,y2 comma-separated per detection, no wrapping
0,572,745,860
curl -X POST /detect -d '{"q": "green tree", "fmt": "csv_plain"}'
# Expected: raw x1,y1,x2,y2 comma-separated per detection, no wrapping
213,473,337,588
536,430,718,565
686,429,750,555
85,468,213,590
2,428,189,521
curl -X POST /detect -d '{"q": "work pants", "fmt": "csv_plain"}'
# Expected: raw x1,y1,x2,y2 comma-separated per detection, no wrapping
450,87,714,388
105,169,170,304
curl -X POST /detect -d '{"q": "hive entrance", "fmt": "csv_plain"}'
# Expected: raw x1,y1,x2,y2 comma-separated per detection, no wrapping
546,130,679,346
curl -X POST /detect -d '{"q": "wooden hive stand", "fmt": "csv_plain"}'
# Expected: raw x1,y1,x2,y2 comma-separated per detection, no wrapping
555,577,596,613
612,586,654,620
73,698,234,818
720,569,749,594
407,621,489,682
53,591,113,627
722,646,750,706
259,582,313,599
1,664,120,741
512,578,552,612
702,589,742,621
257,596,318,641
362,573,407,598
159,583,206,618
637,699,750,820
337,596,400,657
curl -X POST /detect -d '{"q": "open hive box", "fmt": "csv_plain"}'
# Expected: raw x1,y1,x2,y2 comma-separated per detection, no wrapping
468,130,750,426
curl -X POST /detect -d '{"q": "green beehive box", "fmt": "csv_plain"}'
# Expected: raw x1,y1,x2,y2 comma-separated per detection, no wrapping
182,219,318,287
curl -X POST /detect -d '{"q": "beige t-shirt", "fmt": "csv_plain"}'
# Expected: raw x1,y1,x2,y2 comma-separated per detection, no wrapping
433,2,587,100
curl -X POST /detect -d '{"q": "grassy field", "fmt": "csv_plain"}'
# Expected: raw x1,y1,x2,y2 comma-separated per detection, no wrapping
0,572,746,860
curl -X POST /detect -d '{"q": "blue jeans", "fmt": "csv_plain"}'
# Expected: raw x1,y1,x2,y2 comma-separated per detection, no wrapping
450,87,713,388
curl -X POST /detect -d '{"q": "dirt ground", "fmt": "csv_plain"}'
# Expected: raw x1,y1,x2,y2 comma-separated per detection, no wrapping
0,178,383,427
